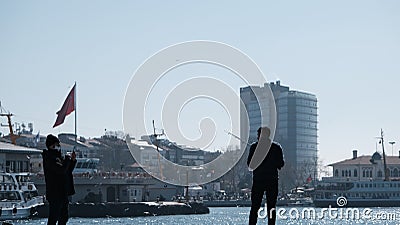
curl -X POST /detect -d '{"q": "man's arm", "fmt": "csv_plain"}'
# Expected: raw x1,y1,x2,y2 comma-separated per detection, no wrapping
68,158,76,173
67,151,77,173
276,144,285,170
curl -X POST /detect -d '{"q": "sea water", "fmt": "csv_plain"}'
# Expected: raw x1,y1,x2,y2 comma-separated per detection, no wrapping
9,207,400,225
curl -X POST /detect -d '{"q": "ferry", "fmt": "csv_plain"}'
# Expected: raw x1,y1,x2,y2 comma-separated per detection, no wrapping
32,157,179,203
313,179,400,207
0,172,44,219
72,157,99,174
314,130,400,207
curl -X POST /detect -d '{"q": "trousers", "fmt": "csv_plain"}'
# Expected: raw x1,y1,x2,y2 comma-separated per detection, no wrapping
47,198,69,225
249,179,278,225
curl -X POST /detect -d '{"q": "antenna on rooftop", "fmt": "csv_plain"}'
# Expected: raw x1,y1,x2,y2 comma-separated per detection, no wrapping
377,129,389,181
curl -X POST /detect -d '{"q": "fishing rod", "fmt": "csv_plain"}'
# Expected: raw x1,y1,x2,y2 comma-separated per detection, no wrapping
224,130,251,147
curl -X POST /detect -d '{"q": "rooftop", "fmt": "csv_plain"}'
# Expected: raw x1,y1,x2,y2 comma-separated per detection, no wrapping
0,141,42,154
329,154,400,166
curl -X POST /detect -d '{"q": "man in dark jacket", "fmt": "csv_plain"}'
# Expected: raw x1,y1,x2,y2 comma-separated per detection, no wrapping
247,127,284,225
42,134,76,225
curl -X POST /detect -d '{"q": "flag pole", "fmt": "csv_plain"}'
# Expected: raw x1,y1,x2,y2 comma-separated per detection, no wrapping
74,81,77,150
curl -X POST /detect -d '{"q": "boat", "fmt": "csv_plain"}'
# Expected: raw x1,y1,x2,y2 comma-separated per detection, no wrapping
313,179,400,207
202,187,314,207
30,155,210,218
0,172,44,219
32,156,179,203
277,186,314,207
202,199,252,207
72,157,100,174
313,129,400,207
202,196,313,207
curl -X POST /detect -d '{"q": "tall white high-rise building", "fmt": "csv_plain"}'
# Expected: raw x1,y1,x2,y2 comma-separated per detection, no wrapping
240,81,318,188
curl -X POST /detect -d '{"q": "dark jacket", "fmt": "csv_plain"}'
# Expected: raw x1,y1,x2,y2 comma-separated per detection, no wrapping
41,149,76,201
247,142,284,181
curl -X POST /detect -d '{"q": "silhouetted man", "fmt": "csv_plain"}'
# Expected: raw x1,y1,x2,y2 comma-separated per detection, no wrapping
42,134,76,225
248,127,284,225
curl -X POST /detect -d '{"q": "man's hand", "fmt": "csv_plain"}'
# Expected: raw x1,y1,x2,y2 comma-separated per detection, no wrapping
71,151,76,161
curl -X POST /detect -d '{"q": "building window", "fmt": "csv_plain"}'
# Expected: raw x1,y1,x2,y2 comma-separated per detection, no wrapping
348,170,351,177
362,169,372,178
334,169,339,177
354,169,358,177
342,170,345,177
378,170,383,177
393,168,399,177
345,170,348,177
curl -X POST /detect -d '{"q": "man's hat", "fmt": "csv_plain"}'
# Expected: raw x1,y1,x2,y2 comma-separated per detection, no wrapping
46,134,60,148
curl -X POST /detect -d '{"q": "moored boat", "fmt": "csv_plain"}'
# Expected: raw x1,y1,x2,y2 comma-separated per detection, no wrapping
314,130,400,208
0,172,44,220
313,179,400,207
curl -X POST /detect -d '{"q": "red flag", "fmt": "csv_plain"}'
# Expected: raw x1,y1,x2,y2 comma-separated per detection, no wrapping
306,175,312,183
53,84,75,128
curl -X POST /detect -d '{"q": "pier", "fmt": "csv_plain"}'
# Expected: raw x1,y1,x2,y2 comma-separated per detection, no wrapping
35,201,209,218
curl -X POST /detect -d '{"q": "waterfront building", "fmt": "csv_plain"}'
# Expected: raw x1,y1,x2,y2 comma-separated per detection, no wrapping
131,139,163,168
314,150,400,207
327,150,400,181
0,141,41,172
140,135,206,166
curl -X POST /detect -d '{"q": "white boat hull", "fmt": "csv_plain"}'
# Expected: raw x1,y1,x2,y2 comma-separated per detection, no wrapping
0,206,37,220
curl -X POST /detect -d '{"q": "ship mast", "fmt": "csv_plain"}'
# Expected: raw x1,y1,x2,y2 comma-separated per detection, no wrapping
152,120,164,180
379,129,389,181
0,102,17,144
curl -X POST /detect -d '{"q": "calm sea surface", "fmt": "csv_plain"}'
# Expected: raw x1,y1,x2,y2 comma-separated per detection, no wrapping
9,207,400,225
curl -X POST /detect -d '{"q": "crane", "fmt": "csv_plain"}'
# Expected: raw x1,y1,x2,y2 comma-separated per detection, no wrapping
0,101,18,144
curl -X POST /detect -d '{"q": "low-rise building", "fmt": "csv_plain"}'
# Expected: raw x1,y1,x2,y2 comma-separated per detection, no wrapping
0,142,41,172
325,150,400,181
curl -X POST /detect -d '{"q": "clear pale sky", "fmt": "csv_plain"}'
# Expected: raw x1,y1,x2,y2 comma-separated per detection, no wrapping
1,1,399,168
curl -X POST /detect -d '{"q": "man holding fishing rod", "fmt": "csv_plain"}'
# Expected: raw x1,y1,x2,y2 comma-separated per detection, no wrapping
247,127,285,225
